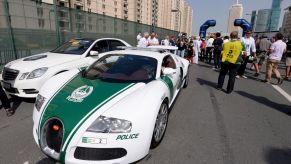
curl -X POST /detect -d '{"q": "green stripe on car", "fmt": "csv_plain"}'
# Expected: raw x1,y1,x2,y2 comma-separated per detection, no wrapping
160,75,174,99
60,83,134,162
37,74,78,139
39,74,134,162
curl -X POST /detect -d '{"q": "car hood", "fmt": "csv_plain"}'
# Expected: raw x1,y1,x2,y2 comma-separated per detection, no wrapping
5,52,81,72
38,74,145,152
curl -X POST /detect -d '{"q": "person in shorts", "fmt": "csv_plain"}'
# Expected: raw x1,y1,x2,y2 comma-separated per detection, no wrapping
262,33,286,85
253,35,271,76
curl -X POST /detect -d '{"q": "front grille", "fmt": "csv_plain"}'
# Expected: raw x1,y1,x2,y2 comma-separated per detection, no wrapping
74,147,127,161
41,118,64,160
2,68,19,81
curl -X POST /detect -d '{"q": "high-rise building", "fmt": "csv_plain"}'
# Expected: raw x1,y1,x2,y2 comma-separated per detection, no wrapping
254,0,283,32
250,10,257,30
26,0,193,35
268,0,282,31
281,6,291,38
227,3,243,34
271,0,283,9
185,5,193,36
255,9,271,32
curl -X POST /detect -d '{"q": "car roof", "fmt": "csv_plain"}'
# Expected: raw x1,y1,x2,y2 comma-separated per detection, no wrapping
148,45,178,50
108,49,169,62
72,38,126,41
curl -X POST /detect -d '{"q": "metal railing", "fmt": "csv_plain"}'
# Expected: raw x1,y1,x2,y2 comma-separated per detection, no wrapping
0,0,178,66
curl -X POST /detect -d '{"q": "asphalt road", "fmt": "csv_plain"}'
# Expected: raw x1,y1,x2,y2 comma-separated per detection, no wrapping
0,62,291,164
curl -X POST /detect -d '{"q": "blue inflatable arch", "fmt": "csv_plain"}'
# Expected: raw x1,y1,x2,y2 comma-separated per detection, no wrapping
199,20,216,38
234,19,253,37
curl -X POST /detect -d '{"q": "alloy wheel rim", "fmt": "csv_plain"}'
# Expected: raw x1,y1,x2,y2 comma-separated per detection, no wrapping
154,103,168,142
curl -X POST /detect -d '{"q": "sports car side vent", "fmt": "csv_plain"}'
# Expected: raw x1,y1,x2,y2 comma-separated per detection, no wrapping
40,118,64,160
74,147,127,160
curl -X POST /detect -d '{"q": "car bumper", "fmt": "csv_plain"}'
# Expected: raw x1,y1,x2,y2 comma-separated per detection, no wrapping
33,123,149,164
65,131,148,164
2,77,48,98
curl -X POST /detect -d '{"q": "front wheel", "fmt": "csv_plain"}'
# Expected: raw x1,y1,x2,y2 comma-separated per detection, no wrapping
150,101,169,149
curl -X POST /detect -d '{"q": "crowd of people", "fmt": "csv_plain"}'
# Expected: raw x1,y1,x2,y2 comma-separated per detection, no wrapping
137,31,206,64
0,31,290,117
218,31,289,93
136,30,290,94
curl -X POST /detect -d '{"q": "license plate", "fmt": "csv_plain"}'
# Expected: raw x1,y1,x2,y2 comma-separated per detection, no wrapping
3,82,11,90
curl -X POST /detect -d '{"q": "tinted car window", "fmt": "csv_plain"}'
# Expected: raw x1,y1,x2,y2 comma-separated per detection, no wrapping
110,40,126,50
162,55,176,69
51,39,94,55
91,40,109,53
84,54,157,83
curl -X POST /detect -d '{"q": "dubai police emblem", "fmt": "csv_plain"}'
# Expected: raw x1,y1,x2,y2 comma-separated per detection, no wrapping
67,85,93,103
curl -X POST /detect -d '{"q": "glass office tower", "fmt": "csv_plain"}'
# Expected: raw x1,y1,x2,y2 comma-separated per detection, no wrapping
268,0,283,31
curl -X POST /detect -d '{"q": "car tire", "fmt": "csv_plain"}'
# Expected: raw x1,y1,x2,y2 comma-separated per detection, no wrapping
183,70,189,88
150,101,169,149
177,68,183,89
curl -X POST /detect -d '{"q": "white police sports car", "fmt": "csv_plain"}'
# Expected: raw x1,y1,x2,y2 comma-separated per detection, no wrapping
32,47,190,163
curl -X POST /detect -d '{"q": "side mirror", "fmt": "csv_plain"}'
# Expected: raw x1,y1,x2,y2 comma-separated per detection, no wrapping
163,67,176,75
90,51,99,56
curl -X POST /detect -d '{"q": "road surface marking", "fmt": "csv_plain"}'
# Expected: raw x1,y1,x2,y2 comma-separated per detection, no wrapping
272,85,291,103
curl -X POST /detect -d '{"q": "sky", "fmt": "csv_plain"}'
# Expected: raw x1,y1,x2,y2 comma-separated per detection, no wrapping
187,0,291,35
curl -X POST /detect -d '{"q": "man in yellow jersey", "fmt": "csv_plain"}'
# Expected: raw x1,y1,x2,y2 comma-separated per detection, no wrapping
217,31,246,94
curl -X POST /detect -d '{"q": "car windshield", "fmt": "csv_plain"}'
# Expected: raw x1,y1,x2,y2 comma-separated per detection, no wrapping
83,54,157,83
51,39,94,55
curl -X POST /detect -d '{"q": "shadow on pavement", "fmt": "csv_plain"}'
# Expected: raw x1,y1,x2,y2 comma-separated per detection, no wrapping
9,96,35,112
243,71,262,82
196,78,217,89
264,147,291,164
197,63,213,69
236,91,291,116
36,158,56,164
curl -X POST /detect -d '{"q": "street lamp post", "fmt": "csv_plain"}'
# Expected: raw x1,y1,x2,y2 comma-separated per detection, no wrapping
171,9,182,34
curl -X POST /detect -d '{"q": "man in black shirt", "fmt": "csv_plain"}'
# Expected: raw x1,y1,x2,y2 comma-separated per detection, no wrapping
213,32,224,69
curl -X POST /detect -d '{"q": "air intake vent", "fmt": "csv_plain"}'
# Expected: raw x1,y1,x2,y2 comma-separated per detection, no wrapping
2,68,19,81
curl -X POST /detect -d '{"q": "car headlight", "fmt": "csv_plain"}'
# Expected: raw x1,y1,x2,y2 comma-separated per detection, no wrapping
27,67,48,79
86,116,132,133
35,94,46,111
19,73,29,80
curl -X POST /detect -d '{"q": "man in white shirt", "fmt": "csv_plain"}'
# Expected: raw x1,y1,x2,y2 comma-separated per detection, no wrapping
161,36,170,46
237,30,256,79
263,33,287,84
206,36,214,63
193,36,201,64
137,32,149,48
148,32,159,46
136,32,142,42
